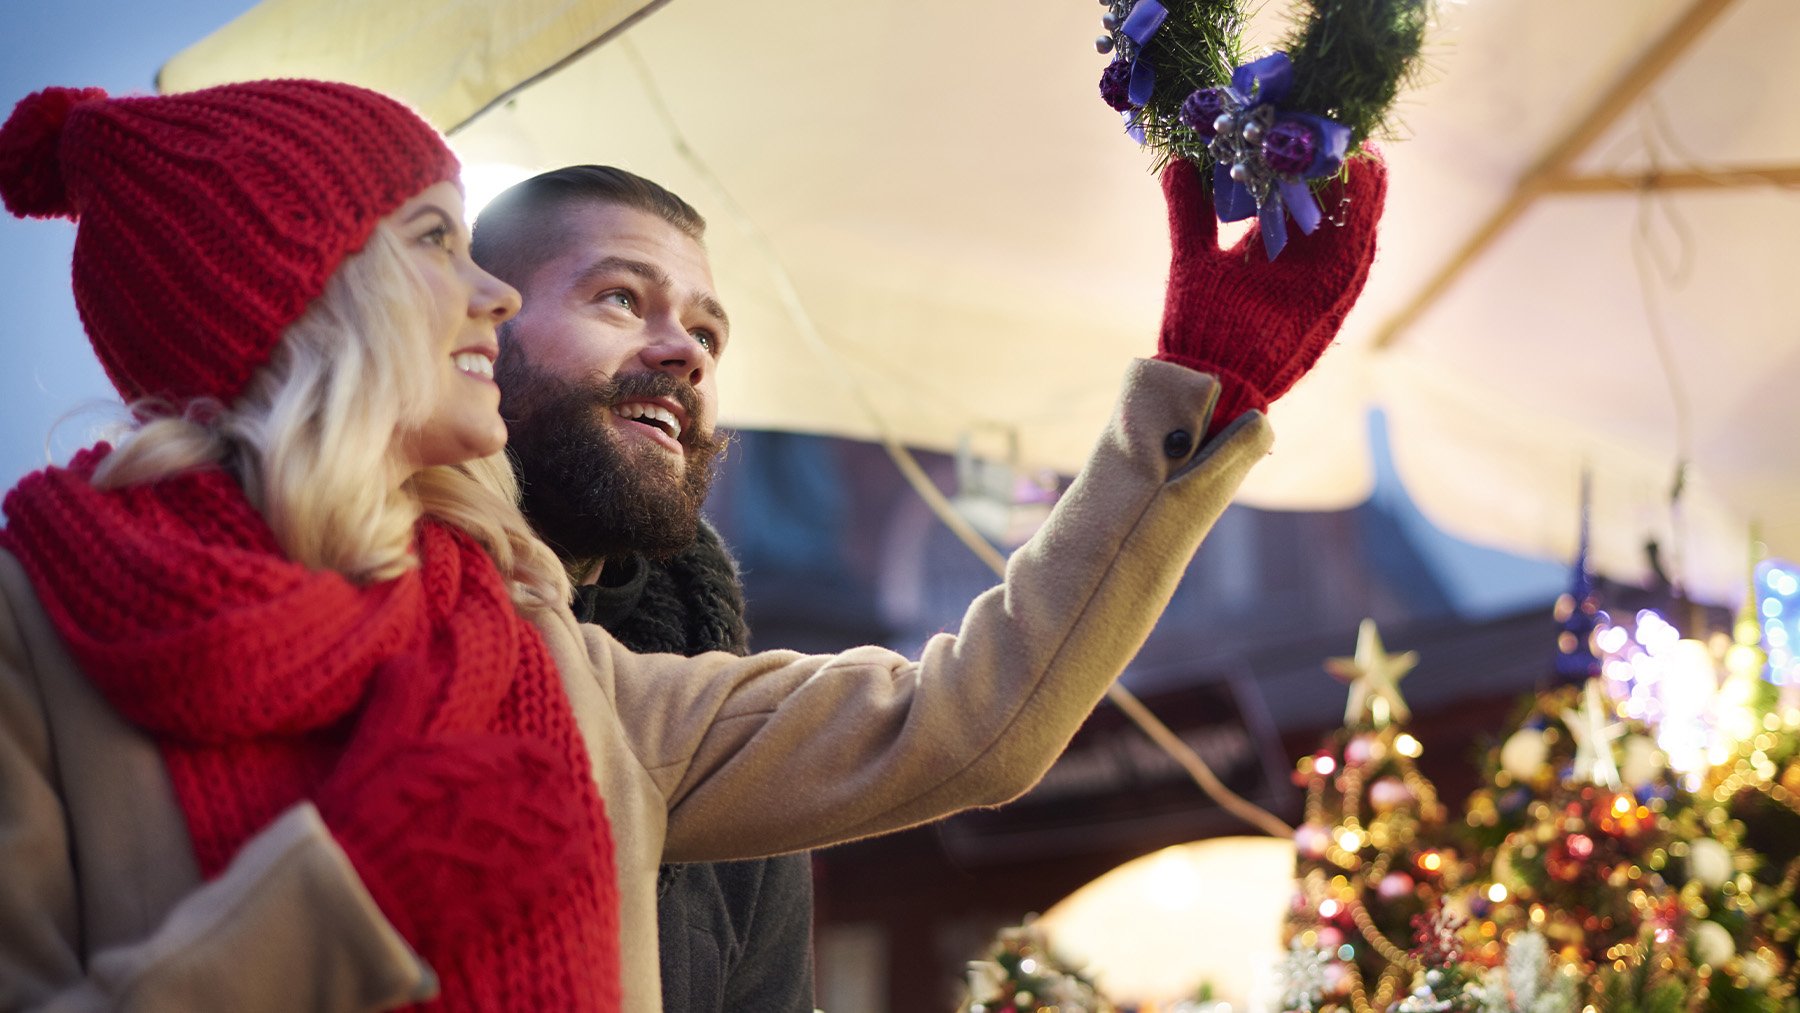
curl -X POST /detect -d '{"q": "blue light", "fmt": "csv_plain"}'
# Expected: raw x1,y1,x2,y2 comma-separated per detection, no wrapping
1756,559,1800,685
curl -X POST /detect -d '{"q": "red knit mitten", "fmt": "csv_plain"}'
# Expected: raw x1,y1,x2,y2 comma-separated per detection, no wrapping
315,659,581,945
1155,153,1387,439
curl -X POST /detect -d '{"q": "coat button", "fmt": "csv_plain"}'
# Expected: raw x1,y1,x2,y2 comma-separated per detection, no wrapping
1163,429,1193,459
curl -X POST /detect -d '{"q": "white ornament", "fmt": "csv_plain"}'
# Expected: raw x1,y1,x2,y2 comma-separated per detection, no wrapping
1465,972,1507,1013
1506,930,1551,1013
1690,920,1735,969
1741,951,1776,987
966,960,1006,1003
1274,938,1330,1012
1618,735,1663,789
1686,837,1733,889
1395,982,1452,1013
1561,679,1624,788
1533,971,1578,1013
1499,728,1549,781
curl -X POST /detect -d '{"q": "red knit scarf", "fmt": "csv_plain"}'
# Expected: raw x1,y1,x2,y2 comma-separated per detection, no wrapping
0,446,621,1011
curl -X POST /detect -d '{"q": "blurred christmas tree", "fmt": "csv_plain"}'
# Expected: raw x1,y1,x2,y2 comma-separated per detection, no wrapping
1284,620,1471,1013
953,550,1800,1011
1702,559,1800,984
1458,679,1688,967
1451,547,1799,1010
1280,541,1800,1013
961,917,1114,1013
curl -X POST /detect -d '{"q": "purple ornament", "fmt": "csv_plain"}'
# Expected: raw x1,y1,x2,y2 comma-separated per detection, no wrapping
1261,119,1318,175
1099,60,1135,112
1179,88,1228,136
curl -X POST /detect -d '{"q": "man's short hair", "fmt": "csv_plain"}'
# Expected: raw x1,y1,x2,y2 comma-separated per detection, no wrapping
471,165,708,291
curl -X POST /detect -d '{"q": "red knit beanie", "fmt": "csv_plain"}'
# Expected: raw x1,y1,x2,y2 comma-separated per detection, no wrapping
0,79,459,406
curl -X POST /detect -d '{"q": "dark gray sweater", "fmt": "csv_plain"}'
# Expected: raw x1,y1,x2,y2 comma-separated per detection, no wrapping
572,521,815,1013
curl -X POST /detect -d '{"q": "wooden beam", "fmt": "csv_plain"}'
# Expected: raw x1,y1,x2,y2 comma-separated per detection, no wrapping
1540,163,1800,194
1372,0,1740,351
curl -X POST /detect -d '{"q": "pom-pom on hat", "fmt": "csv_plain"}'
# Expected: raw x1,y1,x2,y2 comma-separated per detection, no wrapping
0,80,459,406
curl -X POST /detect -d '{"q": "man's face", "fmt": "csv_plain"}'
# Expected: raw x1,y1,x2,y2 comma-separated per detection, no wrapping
495,201,731,562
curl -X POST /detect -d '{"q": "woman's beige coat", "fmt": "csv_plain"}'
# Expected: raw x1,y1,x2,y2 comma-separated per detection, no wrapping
0,361,1271,1012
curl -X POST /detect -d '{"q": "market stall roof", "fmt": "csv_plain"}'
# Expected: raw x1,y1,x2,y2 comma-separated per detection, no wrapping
161,0,1800,605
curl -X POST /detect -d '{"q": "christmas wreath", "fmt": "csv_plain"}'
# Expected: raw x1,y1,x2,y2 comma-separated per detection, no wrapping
1095,0,1429,257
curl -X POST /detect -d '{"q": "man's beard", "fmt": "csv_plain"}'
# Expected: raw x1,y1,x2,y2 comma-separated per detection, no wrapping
498,351,726,565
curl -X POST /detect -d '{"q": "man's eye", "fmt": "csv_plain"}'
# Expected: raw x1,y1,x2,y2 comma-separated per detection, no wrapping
690,329,717,354
599,290,635,310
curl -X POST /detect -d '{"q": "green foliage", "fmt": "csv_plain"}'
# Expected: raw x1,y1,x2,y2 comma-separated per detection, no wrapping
1706,974,1792,1013
1108,0,1430,171
1592,943,1686,1013
1125,0,1243,167
1280,0,1430,147
962,919,1113,1013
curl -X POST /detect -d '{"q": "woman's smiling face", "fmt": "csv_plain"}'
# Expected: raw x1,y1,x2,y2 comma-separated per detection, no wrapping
387,181,522,473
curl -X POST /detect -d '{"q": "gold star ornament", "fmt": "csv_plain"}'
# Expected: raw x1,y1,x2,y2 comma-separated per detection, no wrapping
1325,618,1418,728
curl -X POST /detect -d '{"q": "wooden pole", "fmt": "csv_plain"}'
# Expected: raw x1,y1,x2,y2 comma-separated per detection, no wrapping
1371,0,1741,351
1540,163,1800,194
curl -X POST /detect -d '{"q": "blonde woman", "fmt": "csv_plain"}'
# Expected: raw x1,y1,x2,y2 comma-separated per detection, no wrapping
0,80,1381,1011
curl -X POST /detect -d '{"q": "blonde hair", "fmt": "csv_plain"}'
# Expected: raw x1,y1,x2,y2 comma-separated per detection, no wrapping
92,224,570,614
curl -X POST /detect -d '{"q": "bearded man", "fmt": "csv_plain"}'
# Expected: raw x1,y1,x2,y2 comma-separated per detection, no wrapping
474,165,815,1013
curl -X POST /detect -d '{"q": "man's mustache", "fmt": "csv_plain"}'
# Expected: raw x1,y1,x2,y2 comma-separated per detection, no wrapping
588,371,708,447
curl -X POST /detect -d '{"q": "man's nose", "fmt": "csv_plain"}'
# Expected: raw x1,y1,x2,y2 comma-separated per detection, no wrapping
642,319,707,388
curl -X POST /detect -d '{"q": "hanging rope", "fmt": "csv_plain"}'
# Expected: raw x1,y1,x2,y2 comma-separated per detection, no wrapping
619,38,1294,839
1629,101,1700,598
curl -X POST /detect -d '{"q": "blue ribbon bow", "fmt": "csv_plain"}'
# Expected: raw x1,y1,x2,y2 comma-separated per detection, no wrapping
1204,53,1350,260
1121,0,1168,106
1117,0,1168,142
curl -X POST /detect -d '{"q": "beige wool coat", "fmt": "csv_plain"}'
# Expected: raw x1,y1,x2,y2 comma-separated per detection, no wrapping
0,360,1272,1012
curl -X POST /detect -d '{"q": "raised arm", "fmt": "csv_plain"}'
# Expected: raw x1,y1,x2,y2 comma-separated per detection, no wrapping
563,159,1386,861
607,361,1269,860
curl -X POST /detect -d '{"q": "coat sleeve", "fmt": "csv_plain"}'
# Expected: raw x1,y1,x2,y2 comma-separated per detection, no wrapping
0,557,435,1012
602,360,1274,862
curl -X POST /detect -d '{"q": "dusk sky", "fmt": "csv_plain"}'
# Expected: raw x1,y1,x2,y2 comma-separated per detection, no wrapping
1,0,248,487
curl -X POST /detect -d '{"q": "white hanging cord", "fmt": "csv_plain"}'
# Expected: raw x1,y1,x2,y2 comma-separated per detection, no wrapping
620,38,1292,838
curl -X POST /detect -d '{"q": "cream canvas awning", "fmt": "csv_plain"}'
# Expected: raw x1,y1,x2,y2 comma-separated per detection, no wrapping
162,0,1800,605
